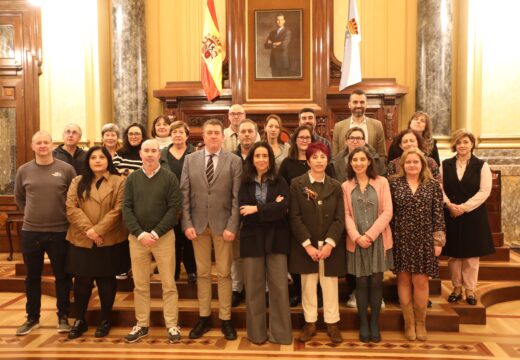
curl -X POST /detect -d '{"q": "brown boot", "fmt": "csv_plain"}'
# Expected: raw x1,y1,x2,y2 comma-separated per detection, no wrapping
400,303,416,340
326,322,343,344
298,322,317,342
414,305,427,341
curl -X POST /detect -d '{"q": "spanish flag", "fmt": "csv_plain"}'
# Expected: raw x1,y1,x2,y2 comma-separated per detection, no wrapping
201,0,224,101
339,0,362,91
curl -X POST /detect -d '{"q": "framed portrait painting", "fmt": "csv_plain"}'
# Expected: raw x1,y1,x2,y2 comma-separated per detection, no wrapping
255,9,303,79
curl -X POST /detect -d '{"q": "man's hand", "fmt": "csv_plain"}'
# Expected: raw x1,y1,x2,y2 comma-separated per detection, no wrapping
139,232,156,247
185,227,197,240
223,230,236,242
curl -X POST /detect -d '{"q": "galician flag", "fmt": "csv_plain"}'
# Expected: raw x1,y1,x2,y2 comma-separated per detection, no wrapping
339,0,362,91
201,0,224,101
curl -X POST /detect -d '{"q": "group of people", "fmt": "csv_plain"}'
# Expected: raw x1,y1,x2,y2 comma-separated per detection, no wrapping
13,89,494,346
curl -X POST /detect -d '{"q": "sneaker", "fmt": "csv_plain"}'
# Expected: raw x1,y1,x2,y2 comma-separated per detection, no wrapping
381,298,386,309
124,325,149,343
16,319,40,336
167,326,181,343
346,291,357,308
57,315,71,333
116,272,128,280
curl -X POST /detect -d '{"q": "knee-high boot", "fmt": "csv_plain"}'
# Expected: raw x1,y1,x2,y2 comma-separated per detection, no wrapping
414,305,427,341
400,303,416,341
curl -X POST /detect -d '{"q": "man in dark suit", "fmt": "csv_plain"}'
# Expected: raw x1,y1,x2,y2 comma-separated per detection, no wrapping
180,119,242,340
264,13,291,77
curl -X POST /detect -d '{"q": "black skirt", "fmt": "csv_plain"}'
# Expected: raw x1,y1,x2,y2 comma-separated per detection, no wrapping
66,240,130,277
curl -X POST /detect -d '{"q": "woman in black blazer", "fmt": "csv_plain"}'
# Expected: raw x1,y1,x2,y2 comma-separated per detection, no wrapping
239,142,292,345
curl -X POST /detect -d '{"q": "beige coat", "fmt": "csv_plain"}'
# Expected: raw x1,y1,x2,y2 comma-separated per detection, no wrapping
66,173,128,248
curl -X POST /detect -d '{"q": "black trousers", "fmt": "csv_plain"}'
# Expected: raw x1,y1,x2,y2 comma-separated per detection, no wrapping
73,275,117,322
21,230,71,321
174,224,196,276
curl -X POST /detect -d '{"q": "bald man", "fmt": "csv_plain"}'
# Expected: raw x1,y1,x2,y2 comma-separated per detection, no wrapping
223,104,261,152
122,139,182,343
52,123,87,175
15,131,76,336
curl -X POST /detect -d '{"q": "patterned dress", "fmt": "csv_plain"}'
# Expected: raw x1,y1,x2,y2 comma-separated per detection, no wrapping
389,177,445,278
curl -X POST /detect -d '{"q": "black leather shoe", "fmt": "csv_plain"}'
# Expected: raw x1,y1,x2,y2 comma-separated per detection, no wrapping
68,319,88,340
189,317,211,339
466,294,477,305
231,291,244,307
94,320,111,338
447,293,463,303
221,320,237,340
289,295,301,308
187,273,197,284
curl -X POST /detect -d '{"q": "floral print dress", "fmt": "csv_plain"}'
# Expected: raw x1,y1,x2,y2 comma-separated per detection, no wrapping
389,177,445,278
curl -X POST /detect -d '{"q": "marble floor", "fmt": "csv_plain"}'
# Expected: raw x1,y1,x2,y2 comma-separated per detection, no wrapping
0,293,518,359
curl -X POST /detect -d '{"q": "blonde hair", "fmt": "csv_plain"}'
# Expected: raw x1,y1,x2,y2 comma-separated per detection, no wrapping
392,148,433,185
450,129,476,153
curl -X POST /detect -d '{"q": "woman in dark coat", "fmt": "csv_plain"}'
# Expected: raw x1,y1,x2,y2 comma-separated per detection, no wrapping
289,142,346,344
160,120,196,283
239,142,292,345
441,129,494,305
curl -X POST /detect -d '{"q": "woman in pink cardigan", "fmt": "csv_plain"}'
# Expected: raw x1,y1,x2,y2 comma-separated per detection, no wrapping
342,146,393,343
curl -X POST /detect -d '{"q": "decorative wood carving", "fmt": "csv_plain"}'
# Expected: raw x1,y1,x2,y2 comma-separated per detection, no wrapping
0,1,42,247
153,1,408,147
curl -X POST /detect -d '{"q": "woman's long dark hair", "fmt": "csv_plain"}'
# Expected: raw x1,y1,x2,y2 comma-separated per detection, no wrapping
119,123,148,157
346,146,378,180
77,146,120,201
288,125,313,159
242,142,278,184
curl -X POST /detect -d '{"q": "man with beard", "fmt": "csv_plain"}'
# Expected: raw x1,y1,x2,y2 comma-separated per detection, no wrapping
298,108,332,155
332,89,386,162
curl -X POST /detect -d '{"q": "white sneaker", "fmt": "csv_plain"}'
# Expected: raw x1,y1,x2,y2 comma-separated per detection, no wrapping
346,291,357,308
381,298,386,309
167,326,181,343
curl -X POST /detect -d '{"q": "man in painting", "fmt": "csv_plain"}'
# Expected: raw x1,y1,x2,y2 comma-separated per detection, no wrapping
264,13,291,77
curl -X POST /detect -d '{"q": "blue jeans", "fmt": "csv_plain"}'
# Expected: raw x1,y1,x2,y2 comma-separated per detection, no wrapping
21,230,71,320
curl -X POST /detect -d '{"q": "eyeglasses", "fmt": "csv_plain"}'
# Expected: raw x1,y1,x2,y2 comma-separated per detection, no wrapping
229,112,245,117
347,136,364,141
128,132,142,137
297,136,312,142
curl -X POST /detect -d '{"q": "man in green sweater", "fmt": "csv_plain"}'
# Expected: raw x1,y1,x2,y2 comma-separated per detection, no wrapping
122,139,182,344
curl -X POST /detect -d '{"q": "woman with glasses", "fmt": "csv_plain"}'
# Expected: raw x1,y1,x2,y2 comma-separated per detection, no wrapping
279,126,334,307
262,114,289,170
386,129,440,182
332,127,386,183
342,146,393,343
151,115,173,149
388,111,440,165
113,123,148,176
